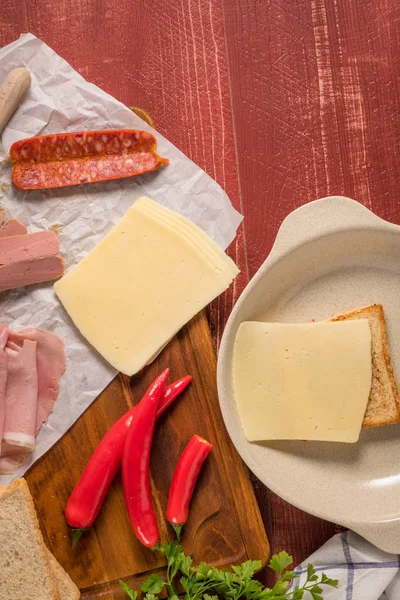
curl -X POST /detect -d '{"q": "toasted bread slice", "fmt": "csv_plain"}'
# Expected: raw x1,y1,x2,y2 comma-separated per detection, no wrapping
0,478,61,600
47,550,81,600
330,304,400,428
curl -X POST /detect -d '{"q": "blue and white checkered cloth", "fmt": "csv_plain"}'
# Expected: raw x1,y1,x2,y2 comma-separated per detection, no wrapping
295,531,400,599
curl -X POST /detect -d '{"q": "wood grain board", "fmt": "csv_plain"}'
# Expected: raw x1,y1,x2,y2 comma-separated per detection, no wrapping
2,0,400,582
26,311,269,598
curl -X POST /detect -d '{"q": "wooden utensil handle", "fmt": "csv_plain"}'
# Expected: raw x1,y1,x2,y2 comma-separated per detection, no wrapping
0,68,31,135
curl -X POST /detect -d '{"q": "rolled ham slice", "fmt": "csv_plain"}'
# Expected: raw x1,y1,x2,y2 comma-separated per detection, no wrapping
0,218,28,238
0,328,8,453
0,326,65,474
2,339,38,452
0,453,27,474
0,231,60,265
8,328,66,431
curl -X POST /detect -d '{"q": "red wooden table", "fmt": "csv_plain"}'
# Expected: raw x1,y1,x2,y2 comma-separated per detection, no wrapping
1,0,399,585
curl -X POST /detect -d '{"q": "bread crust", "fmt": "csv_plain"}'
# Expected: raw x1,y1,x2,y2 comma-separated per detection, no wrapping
330,304,400,428
47,550,81,600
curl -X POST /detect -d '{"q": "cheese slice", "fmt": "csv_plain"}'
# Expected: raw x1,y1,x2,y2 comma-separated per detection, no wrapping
54,197,239,375
137,198,238,281
233,320,372,443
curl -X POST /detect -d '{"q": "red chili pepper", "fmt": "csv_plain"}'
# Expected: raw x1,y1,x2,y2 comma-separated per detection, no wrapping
66,373,191,546
122,368,169,548
166,434,212,540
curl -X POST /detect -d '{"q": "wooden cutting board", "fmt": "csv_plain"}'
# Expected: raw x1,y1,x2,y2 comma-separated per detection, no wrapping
25,311,269,599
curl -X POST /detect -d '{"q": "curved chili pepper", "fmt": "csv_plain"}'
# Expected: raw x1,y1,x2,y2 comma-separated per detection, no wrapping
122,368,169,548
66,373,191,544
166,434,212,540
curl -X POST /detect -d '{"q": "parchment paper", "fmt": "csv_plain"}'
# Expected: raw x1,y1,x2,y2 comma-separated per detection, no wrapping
0,33,242,484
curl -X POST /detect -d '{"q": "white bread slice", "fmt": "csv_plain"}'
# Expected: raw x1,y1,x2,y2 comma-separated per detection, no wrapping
329,304,400,428
47,550,80,600
0,478,61,600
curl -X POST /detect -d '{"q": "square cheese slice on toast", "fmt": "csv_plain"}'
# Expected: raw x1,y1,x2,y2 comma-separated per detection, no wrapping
233,320,372,443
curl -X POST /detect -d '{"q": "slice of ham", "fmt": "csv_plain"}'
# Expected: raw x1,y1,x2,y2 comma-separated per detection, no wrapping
0,314,66,475
1,443,30,456
2,340,38,453
8,328,66,431
0,231,59,265
0,453,28,474
0,328,9,452
0,325,65,474
0,218,28,238
0,255,64,292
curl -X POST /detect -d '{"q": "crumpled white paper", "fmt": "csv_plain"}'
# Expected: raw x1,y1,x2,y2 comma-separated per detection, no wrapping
0,33,242,484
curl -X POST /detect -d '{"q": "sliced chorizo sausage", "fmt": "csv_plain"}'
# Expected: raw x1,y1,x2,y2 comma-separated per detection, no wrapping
11,129,168,190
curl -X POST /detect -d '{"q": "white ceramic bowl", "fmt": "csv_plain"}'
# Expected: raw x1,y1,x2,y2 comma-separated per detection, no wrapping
217,196,400,553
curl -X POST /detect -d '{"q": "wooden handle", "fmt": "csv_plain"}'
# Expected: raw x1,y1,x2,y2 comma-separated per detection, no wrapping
0,68,31,135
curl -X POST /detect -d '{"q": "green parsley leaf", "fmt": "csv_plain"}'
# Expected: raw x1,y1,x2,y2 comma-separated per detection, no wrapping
118,580,138,600
269,551,293,576
321,572,339,587
196,562,214,578
140,574,165,594
232,560,262,579
242,578,264,596
180,555,193,576
271,579,290,595
292,590,305,600
311,585,323,594
180,577,191,593
282,569,297,580
307,563,316,578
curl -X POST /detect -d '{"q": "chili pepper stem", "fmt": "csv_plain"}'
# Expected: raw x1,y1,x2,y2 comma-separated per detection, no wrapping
171,523,183,541
152,541,163,552
71,528,88,549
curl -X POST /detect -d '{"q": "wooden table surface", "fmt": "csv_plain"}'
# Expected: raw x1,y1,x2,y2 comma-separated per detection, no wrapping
1,0,400,584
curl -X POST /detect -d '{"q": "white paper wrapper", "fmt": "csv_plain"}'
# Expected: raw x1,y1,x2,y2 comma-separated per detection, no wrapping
0,33,242,484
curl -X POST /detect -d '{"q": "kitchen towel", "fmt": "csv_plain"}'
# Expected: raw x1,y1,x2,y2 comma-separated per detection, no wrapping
295,531,400,599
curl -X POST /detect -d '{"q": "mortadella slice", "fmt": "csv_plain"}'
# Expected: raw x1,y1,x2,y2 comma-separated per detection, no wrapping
2,339,38,452
0,231,59,265
0,255,64,292
8,328,66,431
0,218,28,238
0,328,9,454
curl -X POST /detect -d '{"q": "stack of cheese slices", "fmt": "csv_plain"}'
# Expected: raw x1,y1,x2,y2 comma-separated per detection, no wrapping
55,196,239,376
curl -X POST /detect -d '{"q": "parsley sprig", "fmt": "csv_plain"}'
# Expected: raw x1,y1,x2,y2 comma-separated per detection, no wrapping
119,541,338,600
